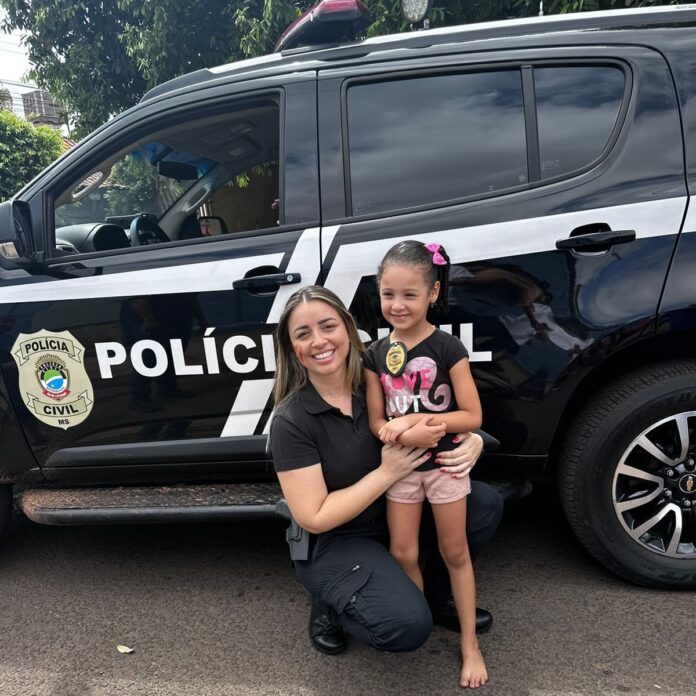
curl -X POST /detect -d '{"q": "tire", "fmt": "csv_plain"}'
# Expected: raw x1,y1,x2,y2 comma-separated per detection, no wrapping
0,485,11,539
558,361,696,588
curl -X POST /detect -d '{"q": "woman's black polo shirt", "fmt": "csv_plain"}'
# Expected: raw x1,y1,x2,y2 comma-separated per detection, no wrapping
269,381,385,539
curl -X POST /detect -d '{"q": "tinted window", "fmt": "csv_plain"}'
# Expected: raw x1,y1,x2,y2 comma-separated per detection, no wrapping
535,66,624,180
53,99,281,254
347,71,527,216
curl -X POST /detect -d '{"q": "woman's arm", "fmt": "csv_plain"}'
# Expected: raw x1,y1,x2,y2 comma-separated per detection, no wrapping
364,368,389,437
277,444,429,534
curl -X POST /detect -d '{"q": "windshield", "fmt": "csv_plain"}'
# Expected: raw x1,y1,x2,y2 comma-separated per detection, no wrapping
55,143,216,228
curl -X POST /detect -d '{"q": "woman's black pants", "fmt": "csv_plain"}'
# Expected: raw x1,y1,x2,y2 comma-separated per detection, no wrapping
293,480,503,652
295,534,433,652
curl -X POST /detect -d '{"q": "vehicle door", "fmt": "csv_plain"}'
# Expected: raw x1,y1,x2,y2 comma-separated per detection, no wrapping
317,46,686,456
0,73,319,483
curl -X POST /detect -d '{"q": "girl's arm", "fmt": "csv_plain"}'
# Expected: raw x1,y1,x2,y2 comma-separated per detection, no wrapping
366,368,444,444
435,358,482,433
277,444,429,534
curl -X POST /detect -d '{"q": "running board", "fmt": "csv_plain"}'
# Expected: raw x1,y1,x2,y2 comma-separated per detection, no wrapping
17,478,532,527
18,483,283,525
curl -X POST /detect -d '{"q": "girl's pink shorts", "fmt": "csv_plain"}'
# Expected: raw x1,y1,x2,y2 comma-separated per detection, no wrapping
386,470,471,504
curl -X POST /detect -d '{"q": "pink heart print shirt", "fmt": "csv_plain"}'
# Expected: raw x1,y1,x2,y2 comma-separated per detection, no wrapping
363,329,469,471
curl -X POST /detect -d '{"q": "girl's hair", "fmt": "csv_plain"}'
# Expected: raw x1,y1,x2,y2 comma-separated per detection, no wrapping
377,240,451,312
273,285,365,405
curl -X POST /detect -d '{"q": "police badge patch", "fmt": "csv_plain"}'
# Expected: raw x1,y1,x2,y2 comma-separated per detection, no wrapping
11,329,94,430
385,341,407,377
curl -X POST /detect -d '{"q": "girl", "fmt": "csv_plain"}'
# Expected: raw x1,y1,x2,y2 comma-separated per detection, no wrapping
364,240,488,689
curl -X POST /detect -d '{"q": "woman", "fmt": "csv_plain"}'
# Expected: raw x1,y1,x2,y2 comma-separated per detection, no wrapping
268,286,500,654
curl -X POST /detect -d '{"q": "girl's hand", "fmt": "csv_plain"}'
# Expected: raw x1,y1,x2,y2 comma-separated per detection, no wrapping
380,443,430,483
399,415,446,449
435,432,483,478
378,417,412,443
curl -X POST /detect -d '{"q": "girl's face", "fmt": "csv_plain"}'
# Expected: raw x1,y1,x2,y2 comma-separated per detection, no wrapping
287,300,350,380
379,263,440,334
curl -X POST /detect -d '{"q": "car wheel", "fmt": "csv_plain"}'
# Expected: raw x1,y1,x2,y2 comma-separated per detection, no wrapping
0,485,11,539
559,361,696,588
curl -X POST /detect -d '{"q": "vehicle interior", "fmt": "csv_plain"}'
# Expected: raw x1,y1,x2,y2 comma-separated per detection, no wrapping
53,97,280,256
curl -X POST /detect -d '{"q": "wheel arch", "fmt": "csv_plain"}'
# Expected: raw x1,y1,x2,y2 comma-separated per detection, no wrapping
548,329,696,471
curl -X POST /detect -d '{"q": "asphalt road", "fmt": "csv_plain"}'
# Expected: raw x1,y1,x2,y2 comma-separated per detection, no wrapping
0,487,693,696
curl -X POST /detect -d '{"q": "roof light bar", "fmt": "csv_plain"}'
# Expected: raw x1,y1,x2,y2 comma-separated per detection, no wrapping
274,0,372,53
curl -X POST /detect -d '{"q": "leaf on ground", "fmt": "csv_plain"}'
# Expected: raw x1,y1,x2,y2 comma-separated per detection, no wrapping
116,645,134,654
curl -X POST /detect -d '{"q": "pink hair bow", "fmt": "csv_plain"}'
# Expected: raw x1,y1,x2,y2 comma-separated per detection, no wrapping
425,243,446,266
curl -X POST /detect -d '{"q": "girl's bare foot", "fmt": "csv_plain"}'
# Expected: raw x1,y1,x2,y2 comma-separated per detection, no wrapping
460,643,488,689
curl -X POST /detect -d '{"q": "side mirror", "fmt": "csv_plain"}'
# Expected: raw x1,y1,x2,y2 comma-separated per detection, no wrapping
198,216,228,236
0,200,39,269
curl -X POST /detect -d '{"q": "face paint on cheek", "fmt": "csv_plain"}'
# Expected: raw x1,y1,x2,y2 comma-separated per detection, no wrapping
293,343,305,367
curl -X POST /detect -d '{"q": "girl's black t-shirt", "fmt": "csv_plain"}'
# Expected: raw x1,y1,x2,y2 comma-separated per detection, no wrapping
363,329,469,471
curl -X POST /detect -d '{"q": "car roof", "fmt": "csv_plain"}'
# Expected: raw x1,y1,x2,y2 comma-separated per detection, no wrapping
138,4,696,104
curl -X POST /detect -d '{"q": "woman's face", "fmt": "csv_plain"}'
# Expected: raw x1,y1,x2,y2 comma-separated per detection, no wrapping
287,300,351,380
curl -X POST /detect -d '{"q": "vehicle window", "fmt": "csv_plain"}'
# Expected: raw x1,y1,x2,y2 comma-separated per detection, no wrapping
535,66,624,180
53,97,280,255
346,70,527,216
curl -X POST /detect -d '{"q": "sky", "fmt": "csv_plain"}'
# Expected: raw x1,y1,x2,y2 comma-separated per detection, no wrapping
0,11,35,118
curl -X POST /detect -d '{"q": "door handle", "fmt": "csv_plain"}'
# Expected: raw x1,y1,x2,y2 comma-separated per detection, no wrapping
232,272,301,290
555,229,635,252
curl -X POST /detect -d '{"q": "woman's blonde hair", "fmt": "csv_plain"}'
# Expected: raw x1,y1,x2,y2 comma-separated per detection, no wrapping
273,286,365,405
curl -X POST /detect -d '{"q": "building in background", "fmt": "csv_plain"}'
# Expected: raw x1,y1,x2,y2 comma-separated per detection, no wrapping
21,89,63,126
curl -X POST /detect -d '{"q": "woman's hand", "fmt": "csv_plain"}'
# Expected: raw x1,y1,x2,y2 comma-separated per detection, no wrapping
379,442,430,484
435,432,483,479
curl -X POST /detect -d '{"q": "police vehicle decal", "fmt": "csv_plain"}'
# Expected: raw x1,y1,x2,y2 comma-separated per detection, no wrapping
0,201,683,306
11,330,94,430
680,198,696,232
0,253,286,304
322,197,687,311
1,198,684,439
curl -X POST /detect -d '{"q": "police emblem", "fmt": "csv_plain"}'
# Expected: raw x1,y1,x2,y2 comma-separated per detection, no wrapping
385,341,407,377
11,330,94,430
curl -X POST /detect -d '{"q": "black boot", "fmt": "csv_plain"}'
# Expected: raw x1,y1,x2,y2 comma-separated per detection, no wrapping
428,596,493,635
308,596,347,655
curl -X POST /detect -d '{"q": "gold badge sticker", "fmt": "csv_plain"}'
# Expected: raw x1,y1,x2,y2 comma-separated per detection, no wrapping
11,329,94,430
385,341,407,377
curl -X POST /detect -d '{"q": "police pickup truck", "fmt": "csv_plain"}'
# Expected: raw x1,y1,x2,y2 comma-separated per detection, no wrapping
1,2,696,589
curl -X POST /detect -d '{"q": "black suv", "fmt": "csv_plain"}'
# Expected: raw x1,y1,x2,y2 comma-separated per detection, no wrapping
1,4,696,588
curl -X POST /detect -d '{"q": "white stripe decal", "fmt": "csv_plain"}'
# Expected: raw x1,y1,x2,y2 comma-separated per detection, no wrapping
267,227,322,323
323,198,687,308
679,197,695,233
0,254,285,304
321,225,341,262
220,378,275,438
222,227,323,436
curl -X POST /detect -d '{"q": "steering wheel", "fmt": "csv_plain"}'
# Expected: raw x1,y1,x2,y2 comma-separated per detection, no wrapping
129,213,170,246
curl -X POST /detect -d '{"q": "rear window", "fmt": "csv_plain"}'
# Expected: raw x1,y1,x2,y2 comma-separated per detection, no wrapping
346,70,527,216
535,66,625,180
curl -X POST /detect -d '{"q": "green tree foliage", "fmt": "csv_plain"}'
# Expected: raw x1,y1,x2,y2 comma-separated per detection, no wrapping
0,1,148,137
0,110,63,200
0,0,684,136
103,153,185,217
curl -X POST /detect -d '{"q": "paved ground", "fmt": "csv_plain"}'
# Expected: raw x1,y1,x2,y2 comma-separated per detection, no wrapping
0,486,693,696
